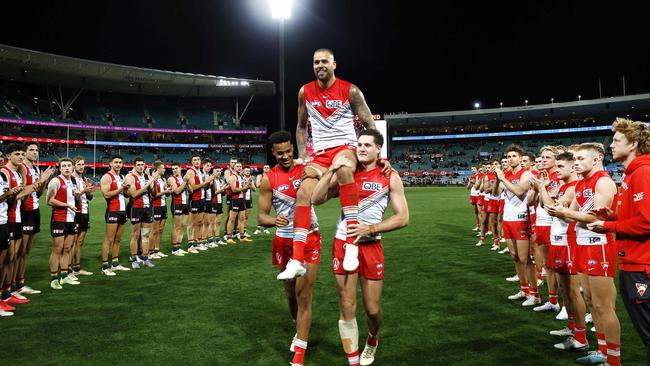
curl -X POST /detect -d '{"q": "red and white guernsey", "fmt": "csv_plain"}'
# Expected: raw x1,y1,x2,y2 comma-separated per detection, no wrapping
212,179,223,205
503,168,529,222
187,167,204,201
202,172,212,203
536,171,560,226
303,78,357,152
5,166,22,223
52,176,76,223
470,173,479,197
335,167,390,243
74,175,89,214
485,173,497,199
0,172,9,225
550,180,579,246
153,177,167,208
106,171,126,212
267,164,318,239
129,171,150,209
22,162,40,211
575,170,615,246
225,168,235,197
171,176,188,205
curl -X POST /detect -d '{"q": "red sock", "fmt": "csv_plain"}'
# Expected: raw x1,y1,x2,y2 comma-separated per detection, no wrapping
606,342,620,366
367,333,378,347
568,317,575,331
596,332,607,355
340,183,359,246
291,338,308,365
536,268,542,281
346,350,360,366
548,292,558,305
574,326,587,344
292,206,311,262
520,281,529,295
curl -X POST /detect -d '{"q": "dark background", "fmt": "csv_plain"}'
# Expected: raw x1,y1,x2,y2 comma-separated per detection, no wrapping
1,1,648,131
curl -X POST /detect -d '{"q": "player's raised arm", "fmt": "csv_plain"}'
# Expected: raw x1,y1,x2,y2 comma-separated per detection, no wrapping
349,84,376,130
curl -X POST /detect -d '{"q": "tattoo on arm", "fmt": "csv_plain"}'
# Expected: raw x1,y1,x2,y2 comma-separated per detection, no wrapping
349,84,375,130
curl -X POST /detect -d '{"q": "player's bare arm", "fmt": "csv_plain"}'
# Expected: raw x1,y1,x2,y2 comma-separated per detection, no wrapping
349,84,376,130
296,86,309,159
495,167,531,198
549,178,616,223
46,178,76,211
101,174,126,199
256,175,289,227
348,172,409,239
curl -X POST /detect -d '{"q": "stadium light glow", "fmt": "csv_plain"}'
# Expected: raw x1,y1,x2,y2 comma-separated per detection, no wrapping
270,0,292,19
578,94,582,101
550,97,554,104
499,102,503,108
473,102,480,109
524,99,528,106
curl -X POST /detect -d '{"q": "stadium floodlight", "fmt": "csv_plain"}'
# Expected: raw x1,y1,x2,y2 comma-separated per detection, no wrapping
473,102,481,109
550,97,554,104
499,102,503,108
524,99,528,106
270,0,293,131
578,94,582,101
270,0,292,19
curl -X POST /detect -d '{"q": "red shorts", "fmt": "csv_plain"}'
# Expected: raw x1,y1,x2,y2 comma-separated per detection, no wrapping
470,195,479,205
534,225,551,246
529,213,536,228
547,245,577,275
310,144,356,170
477,195,485,208
498,199,505,215
502,221,531,240
332,238,384,280
575,243,617,277
272,232,322,270
485,199,498,214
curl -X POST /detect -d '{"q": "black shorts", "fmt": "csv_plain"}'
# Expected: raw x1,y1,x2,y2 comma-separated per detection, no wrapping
245,199,253,210
190,199,204,214
8,222,22,241
226,196,232,207
231,198,246,212
171,203,189,216
105,210,127,225
0,224,9,250
75,213,90,231
130,207,153,224
153,206,168,221
51,221,78,237
21,208,41,234
215,201,223,215
204,202,216,215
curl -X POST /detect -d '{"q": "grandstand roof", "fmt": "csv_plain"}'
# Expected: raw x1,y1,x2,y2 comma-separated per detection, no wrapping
0,44,275,97
386,93,650,127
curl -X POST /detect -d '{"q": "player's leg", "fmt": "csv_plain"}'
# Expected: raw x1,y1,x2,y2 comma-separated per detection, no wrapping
157,217,166,255
226,207,238,244
333,148,362,271
111,221,129,271
291,261,319,365
49,235,64,289
513,239,534,302
589,276,621,366
16,221,37,294
579,273,606,356
236,210,249,242
535,266,560,312
336,273,361,366
140,221,154,267
288,173,320,266
59,232,79,286
102,220,117,274
129,221,142,268
359,277,383,366
215,213,224,245
553,272,588,350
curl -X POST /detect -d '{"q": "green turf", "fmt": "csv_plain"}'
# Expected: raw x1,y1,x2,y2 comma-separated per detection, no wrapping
1,187,644,365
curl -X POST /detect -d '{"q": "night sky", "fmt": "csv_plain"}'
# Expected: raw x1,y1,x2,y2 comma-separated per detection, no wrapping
1,1,649,130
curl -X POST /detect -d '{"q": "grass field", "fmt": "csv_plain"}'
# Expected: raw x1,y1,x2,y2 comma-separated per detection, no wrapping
1,187,644,365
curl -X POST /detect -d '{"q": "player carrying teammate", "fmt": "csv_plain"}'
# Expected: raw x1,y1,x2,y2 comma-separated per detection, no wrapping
311,129,409,366
257,131,322,366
